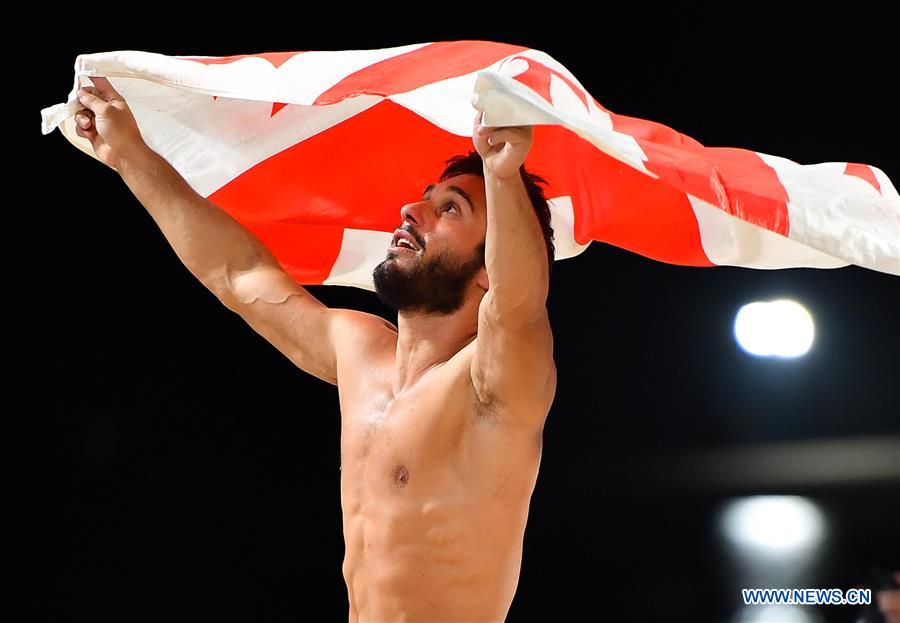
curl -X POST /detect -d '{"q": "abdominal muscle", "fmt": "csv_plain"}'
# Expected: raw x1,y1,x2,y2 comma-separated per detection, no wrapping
338,389,543,623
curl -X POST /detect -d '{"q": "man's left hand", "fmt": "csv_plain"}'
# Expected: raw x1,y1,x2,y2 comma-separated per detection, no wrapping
472,110,533,180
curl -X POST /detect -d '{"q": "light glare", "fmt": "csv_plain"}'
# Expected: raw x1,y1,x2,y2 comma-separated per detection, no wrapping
734,300,814,358
721,496,825,555
733,604,822,623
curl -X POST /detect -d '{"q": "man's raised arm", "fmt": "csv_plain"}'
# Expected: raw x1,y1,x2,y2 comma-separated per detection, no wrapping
72,77,370,385
468,110,555,423
75,78,279,295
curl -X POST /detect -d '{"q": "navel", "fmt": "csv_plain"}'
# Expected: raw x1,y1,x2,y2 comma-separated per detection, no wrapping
391,464,410,488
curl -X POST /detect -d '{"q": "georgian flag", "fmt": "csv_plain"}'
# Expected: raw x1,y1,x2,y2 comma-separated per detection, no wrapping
41,40,900,289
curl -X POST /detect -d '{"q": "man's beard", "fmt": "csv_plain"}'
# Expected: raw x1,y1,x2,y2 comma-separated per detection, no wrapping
372,244,485,315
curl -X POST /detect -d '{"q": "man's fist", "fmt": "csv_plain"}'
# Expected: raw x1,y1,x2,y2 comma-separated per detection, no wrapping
472,109,533,180
74,76,146,172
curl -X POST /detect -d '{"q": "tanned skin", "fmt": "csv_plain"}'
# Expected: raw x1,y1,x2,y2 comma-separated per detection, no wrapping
75,77,556,622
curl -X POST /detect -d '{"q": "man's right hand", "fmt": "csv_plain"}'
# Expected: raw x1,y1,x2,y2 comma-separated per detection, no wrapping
74,76,147,172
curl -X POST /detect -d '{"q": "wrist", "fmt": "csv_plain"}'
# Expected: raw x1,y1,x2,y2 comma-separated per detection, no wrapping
115,141,155,177
483,162,524,184
484,167,524,188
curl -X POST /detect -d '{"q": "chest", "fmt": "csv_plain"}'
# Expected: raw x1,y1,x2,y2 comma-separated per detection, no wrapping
337,360,483,493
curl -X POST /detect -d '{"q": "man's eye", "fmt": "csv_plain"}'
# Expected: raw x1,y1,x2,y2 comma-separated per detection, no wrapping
443,202,459,214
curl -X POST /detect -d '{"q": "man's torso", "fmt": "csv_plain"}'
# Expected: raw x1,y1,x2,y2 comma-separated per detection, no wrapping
335,319,548,622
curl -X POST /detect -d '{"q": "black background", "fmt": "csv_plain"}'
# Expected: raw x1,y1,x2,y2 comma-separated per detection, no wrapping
17,4,899,622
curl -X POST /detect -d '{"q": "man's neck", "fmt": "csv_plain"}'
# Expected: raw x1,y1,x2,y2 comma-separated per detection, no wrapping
392,292,481,395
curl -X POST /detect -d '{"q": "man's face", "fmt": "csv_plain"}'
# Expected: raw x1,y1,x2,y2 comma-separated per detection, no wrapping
373,173,488,315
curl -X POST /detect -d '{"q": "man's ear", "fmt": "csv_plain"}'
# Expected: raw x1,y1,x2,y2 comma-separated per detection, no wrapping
476,266,489,291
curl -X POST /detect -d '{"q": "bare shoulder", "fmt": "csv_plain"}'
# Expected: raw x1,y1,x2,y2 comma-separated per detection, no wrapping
331,309,398,368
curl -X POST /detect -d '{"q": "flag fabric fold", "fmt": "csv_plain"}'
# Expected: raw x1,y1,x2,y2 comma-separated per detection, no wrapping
41,41,900,289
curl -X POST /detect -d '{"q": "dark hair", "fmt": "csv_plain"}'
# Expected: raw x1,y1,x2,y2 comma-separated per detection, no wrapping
439,151,555,275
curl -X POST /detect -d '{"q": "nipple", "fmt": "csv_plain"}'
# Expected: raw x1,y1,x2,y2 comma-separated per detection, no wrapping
391,465,410,488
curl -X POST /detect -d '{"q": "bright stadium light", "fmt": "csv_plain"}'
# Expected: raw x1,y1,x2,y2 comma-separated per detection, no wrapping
733,604,822,623
720,496,825,556
720,496,829,622
733,300,814,358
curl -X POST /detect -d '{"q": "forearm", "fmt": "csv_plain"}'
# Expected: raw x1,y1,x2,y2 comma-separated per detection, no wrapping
116,145,279,291
483,170,549,319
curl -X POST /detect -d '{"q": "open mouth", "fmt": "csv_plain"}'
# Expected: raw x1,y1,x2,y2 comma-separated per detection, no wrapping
390,229,422,253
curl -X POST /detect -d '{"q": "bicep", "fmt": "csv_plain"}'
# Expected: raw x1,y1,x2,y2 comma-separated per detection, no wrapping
215,265,344,385
471,294,556,420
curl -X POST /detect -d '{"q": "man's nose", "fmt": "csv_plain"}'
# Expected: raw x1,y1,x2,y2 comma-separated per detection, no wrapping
400,201,425,226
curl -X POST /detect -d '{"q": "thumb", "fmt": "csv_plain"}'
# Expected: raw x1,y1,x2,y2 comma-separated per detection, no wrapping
77,87,107,112
89,76,121,100
472,122,492,156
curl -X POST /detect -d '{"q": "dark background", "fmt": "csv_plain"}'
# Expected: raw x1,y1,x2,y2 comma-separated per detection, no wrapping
17,4,899,622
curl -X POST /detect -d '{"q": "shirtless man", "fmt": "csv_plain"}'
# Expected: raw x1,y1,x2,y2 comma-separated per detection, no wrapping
74,77,557,623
